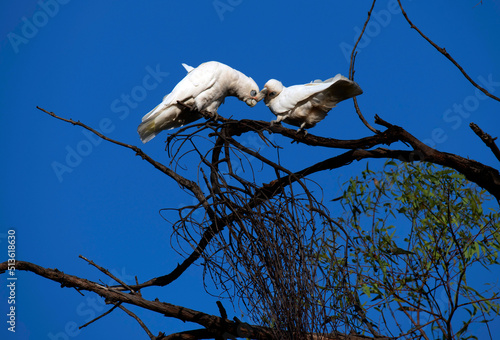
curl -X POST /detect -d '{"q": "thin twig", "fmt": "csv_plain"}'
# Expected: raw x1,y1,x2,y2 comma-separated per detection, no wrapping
473,0,483,8
348,0,380,134
349,0,377,79
38,107,221,289
79,255,136,293
36,106,215,222
352,65,380,134
118,304,155,340
79,303,122,329
397,0,500,103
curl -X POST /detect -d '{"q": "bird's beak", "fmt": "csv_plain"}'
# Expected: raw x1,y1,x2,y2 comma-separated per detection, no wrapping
255,87,268,102
246,88,268,107
246,98,258,107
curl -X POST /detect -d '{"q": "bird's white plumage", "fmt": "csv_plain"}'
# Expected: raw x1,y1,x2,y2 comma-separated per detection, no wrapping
261,74,363,132
138,61,260,143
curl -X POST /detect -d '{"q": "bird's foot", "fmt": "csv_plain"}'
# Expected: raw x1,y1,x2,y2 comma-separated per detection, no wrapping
296,127,308,136
198,109,218,122
205,111,219,122
176,100,195,111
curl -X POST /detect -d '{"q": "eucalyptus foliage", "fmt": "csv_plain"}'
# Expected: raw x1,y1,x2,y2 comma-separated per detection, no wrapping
324,161,500,339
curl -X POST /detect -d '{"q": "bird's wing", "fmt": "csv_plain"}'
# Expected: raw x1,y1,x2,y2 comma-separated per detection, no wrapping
185,61,219,89
270,82,335,114
141,63,220,122
310,74,363,110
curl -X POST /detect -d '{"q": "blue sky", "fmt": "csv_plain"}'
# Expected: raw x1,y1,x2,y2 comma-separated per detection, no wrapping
1,1,500,339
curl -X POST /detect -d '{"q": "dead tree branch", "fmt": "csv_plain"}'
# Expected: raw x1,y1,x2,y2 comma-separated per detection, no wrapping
347,0,380,135
36,106,215,222
79,303,121,330
79,255,137,294
348,0,377,80
37,108,500,301
118,304,156,339
34,104,500,338
0,261,379,340
397,0,500,103
470,122,500,163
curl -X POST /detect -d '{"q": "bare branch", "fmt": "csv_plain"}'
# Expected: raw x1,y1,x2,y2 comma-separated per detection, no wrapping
79,255,137,294
396,0,500,103
470,122,500,162
36,106,215,221
1,260,380,340
346,0,381,135
79,303,121,329
223,119,394,149
36,103,500,338
159,328,216,340
352,72,380,134
39,106,500,307
216,301,228,320
349,0,377,79
30,1,500,337
0,261,272,339
118,304,155,339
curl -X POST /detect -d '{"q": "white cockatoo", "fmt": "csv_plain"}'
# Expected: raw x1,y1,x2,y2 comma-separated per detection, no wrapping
138,61,261,143
259,74,363,133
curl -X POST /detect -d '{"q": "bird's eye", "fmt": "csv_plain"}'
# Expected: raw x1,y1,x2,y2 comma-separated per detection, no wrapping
269,91,277,97
250,90,257,97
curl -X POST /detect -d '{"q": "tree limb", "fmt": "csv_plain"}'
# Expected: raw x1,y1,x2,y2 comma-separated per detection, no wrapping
38,107,500,299
118,304,156,339
470,122,500,163
0,261,379,340
396,0,500,103
36,106,215,222
349,0,377,80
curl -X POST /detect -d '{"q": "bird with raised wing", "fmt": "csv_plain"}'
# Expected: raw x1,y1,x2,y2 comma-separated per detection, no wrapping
259,74,363,133
138,61,261,143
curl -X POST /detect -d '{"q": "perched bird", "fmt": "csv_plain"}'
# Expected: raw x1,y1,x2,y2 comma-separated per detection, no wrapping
138,61,261,143
259,74,363,133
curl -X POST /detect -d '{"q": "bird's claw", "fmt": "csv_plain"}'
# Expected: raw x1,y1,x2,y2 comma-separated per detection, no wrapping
296,128,308,136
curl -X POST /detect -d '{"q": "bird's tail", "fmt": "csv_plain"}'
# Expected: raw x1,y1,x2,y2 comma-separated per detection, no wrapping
137,118,157,143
